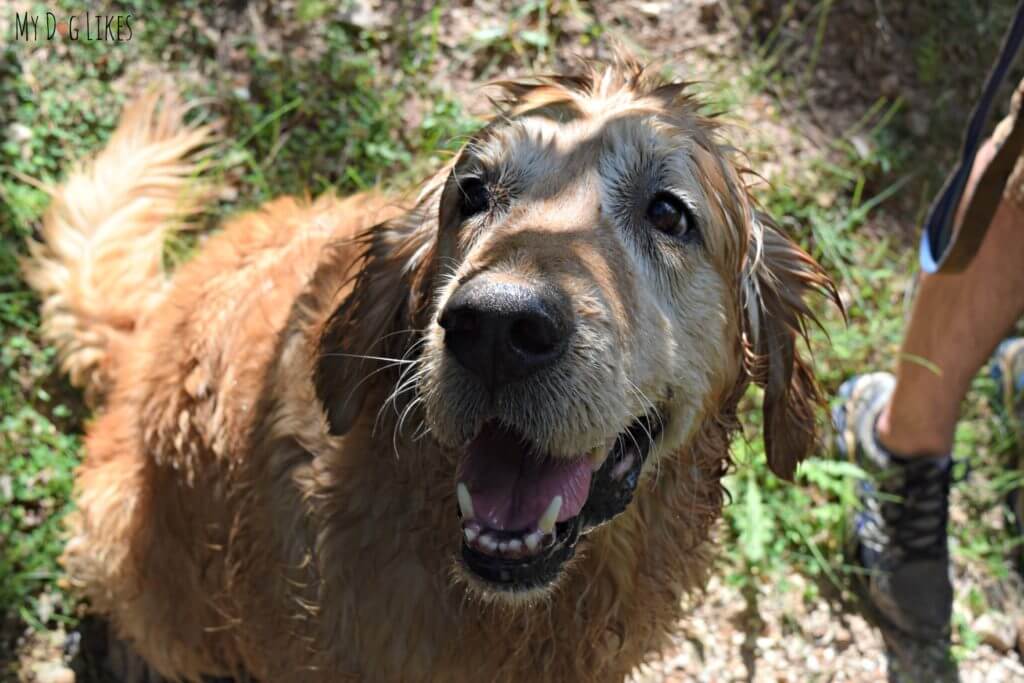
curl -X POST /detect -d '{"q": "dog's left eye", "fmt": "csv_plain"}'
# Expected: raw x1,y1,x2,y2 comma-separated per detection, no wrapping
646,192,692,238
458,177,490,217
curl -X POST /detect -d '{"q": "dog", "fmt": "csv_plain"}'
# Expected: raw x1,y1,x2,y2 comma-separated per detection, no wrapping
25,55,838,682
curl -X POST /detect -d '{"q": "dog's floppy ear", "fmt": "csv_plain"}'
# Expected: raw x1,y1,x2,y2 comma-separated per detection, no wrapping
314,209,436,436
741,213,841,480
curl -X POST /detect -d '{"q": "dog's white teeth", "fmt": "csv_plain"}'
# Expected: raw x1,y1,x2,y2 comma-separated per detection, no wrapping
456,482,475,520
464,526,550,557
537,495,562,534
461,502,561,556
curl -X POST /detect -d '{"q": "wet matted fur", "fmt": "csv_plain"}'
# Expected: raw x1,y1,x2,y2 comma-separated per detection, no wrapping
25,57,839,682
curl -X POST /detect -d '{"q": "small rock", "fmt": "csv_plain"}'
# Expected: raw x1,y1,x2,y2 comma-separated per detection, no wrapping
698,0,721,30
36,591,54,624
9,122,32,142
35,664,75,683
815,191,836,208
218,185,239,202
907,111,930,137
636,2,668,17
973,612,1016,653
341,1,388,31
850,134,873,160
880,74,901,98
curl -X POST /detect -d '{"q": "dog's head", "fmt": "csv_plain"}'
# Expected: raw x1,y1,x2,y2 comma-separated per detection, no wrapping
315,57,838,599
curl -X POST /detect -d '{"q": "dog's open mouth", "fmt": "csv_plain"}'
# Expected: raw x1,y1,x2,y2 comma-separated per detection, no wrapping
455,411,663,592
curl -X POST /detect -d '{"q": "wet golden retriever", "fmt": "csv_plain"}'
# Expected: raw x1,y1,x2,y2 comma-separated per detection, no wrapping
25,56,838,681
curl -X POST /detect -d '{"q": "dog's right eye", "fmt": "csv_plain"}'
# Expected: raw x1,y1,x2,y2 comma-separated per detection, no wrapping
458,177,490,217
646,192,692,238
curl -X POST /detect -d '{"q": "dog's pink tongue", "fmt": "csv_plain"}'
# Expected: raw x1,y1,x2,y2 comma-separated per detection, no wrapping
458,423,592,531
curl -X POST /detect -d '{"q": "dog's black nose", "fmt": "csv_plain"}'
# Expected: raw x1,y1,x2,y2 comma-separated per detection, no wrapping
439,278,571,388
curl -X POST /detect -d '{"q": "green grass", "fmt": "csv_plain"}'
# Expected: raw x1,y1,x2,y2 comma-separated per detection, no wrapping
716,2,1024,656
1,3,107,652
2,0,1023,677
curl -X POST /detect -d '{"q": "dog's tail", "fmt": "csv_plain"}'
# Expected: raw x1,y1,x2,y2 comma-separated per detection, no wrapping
22,90,216,405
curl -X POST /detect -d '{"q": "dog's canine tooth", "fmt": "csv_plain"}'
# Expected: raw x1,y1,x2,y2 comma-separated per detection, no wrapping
456,482,475,520
537,495,562,534
464,526,478,543
524,531,542,552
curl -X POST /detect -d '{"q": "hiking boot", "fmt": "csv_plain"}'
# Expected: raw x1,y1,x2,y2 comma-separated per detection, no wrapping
833,372,958,681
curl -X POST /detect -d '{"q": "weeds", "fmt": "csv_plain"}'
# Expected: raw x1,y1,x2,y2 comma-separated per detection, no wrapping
720,2,1024,658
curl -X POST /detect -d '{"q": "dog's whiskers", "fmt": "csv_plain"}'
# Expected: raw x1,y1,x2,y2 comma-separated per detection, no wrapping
394,395,426,458
320,351,418,364
411,417,431,442
373,369,422,433
625,380,660,441
339,337,429,424
371,338,431,445
624,379,664,480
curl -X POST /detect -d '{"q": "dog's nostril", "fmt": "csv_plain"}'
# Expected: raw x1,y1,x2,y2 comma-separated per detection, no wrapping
438,309,453,330
508,315,558,357
439,308,478,335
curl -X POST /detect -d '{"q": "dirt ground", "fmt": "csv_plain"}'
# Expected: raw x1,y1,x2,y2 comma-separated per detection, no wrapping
8,1,1024,681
